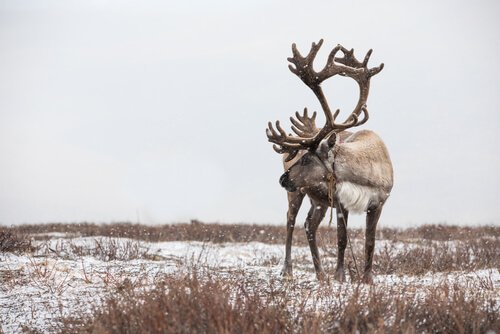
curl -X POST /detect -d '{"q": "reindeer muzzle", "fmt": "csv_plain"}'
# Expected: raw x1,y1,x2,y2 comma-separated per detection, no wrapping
279,171,297,192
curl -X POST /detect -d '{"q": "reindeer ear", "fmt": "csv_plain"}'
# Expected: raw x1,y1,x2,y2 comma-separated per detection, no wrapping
326,132,337,148
317,131,337,159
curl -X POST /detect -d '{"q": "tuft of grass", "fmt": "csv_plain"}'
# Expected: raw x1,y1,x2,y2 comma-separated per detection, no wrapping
0,230,34,253
68,238,152,262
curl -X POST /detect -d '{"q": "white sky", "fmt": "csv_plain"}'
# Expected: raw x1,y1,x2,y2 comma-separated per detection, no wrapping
1,0,499,227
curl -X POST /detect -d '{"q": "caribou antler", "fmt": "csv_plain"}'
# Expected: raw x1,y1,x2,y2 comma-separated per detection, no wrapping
266,107,367,157
290,108,319,137
267,39,383,155
334,46,384,123
268,108,320,162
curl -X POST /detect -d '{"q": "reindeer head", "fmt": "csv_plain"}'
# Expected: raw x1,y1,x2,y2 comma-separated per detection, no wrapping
279,133,337,192
267,39,384,193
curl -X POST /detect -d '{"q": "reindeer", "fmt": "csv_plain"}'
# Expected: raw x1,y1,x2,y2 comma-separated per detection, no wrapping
267,40,393,283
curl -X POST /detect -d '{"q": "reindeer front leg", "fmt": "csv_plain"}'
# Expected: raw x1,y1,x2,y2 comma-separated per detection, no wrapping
282,191,305,278
363,205,383,284
304,203,327,280
334,202,349,282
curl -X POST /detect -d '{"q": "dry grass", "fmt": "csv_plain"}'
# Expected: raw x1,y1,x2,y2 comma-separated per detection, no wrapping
374,238,498,275
7,221,288,244
1,222,498,333
3,222,499,275
61,272,297,334
67,238,152,262
4,221,499,245
0,229,34,253
318,236,499,277
58,269,499,334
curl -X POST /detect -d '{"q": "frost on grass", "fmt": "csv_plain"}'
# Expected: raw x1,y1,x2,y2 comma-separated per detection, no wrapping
0,228,498,333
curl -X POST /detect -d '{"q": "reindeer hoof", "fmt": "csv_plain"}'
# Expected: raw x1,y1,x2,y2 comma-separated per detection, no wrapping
316,270,327,282
362,272,374,284
281,265,293,279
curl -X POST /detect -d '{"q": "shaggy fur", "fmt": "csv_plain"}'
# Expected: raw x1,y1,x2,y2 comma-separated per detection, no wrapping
332,130,393,213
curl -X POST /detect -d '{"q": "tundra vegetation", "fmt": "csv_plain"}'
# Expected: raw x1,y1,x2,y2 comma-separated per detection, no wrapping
0,222,498,333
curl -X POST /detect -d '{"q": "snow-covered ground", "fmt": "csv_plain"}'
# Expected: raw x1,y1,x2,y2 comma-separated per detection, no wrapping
0,236,499,333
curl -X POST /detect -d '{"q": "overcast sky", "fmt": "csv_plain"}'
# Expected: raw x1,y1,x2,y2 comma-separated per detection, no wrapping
1,0,499,227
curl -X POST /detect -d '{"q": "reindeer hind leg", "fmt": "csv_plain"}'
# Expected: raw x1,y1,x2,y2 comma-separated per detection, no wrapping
363,205,383,284
334,202,349,282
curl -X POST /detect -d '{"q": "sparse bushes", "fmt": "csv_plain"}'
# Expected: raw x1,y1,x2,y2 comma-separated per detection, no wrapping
60,271,499,334
9,222,291,244
321,282,499,333
3,222,499,274
6,221,500,245
61,272,298,334
69,238,152,262
374,238,499,275
0,230,34,253
1,223,498,333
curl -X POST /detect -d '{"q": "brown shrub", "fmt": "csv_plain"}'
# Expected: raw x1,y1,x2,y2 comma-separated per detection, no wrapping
5,222,499,275
60,272,315,334
7,221,499,246
68,238,152,261
322,282,499,333
374,238,499,275
58,271,499,334
9,221,294,244
0,230,34,253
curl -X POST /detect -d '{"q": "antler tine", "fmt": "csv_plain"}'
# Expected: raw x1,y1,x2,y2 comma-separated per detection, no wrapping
355,106,369,126
368,63,384,78
295,108,316,123
287,39,325,89
272,144,300,162
362,49,372,68
290,124,309,138
334,46,363,68
266,121,304,147
316,45,348,82
338,105,369,128
267,121,305,162
290,108,319,137
328,108,358,131
330,105,369,132
334,46,384,81
334,46,383,72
